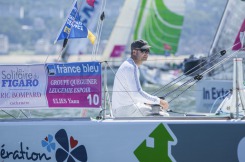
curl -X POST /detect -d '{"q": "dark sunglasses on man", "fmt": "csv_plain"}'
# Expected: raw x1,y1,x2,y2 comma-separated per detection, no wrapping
135,48,150,54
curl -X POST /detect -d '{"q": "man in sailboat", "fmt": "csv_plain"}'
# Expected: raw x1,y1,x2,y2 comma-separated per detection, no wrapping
112,39,169,117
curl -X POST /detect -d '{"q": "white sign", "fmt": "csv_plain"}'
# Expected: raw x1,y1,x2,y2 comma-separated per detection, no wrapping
0,65,47,108
195,80,232,112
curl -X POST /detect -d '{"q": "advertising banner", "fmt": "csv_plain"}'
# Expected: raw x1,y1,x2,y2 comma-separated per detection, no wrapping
0,62,102,109
46,62,102,108
0,64,47,108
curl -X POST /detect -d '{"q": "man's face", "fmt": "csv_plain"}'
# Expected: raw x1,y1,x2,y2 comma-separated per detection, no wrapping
134,48,150,61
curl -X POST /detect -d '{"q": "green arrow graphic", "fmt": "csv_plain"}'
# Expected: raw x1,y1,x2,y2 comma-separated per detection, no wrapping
134,123,177,162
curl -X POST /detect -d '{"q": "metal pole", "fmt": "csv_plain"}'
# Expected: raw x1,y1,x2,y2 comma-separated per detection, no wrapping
236,58,245,117
231,58,245,119
103,62,108,119
235,58,239,119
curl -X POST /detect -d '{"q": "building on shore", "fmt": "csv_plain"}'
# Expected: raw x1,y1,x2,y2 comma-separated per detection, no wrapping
0,34,9,54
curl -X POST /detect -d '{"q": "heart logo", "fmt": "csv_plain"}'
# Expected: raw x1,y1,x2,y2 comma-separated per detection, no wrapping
70,136,78,149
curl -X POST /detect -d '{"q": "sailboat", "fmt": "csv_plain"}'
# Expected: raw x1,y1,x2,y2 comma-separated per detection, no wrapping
1,1,245,162
194,0,245,113
132,0,187,85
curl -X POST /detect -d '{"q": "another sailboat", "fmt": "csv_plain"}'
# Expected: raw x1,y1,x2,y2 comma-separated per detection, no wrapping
133,0,186,85
195,0,245,112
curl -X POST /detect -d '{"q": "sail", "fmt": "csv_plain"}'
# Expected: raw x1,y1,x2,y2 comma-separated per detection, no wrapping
134,0,185,55
209,0,245,56
195,0,245,112
102,0,140,60
207,0,245,79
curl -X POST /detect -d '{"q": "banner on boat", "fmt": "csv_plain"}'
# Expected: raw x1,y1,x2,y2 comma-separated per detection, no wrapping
1,120,245,162
0,62,102,109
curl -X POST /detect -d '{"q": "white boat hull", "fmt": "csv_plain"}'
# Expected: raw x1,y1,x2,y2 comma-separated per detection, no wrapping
0,117,245,162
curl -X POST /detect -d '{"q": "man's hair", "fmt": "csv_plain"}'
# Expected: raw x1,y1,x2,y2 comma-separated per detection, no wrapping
131,39,151,51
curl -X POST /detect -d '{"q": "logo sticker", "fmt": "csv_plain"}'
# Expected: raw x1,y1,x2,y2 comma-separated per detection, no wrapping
134,123,177,162
41,134,56,152
52,129,87,162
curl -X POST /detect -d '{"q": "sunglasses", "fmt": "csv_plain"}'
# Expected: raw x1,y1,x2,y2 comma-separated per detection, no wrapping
135,48,150,53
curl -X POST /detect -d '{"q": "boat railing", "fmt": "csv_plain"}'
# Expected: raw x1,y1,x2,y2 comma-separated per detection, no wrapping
229,58,245,118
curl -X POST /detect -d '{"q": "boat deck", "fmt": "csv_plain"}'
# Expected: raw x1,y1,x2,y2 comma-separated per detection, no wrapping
0,114,240,123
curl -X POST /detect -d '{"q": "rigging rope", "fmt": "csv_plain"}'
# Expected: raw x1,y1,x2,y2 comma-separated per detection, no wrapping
19,110,29,118
151,41,241,96
92,0,107,60
163,47,244,103
1,110,17,119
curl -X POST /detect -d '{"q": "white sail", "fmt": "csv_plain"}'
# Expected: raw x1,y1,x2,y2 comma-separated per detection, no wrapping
195,0,245,112
101,0,141,61
209,0,245,56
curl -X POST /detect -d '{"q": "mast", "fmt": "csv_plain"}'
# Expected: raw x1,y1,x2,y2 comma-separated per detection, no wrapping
208,0,230,57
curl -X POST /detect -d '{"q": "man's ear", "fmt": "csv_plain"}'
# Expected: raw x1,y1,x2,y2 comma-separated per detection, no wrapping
133,50,136,55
